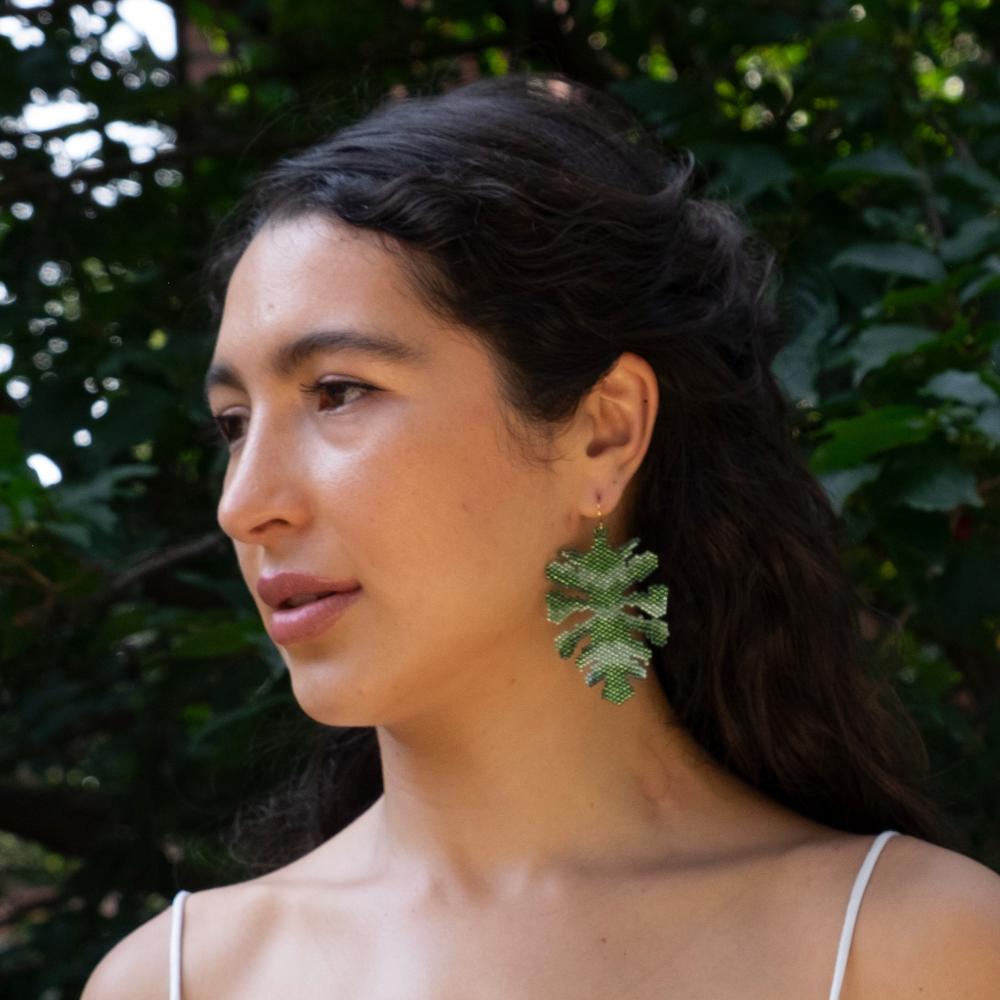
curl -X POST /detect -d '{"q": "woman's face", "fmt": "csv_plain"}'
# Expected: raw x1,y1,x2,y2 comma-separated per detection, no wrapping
206,214,577,727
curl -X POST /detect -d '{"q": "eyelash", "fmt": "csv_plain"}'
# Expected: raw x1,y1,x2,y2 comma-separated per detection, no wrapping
207,379,377,447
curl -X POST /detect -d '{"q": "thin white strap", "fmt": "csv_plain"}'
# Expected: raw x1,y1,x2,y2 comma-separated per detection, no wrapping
827,830,899,1000
169,890,191,1000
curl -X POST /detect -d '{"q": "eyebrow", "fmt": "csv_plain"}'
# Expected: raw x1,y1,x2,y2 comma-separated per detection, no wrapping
203,327,430,402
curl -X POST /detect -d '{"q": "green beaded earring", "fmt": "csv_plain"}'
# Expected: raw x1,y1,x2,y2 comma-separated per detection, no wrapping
544,496,670,705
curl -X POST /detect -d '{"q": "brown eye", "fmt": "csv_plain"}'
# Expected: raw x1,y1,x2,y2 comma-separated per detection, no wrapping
211,413,245,445
300,379,376,411
207,380,376,450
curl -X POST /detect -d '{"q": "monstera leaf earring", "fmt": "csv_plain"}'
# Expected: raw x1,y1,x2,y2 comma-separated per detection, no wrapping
544,496,670,705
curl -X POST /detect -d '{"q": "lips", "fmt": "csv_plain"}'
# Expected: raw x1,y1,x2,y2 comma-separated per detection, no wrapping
267,588,362,645
257,572,361,610
280,591,336,609
257,571,363,645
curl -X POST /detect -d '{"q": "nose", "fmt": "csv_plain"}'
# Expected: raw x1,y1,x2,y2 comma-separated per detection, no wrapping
215,408,310,544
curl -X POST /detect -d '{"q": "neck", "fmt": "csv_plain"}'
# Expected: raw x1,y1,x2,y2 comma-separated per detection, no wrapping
357,638,771,903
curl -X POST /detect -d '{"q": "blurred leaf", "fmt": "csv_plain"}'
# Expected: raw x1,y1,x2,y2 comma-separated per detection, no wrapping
823,146,923,185
918,370,999,407
809,405,933,473
848,324,938,386
693,141,795,204
973,405,1000,443
169,618,261,659
959,256,1000,304
772,320,826,405
41,521,92,548
938,160,1000,200
188,693,291,748
818,461,882,515
830,242,946,283
54,464,159,506
940,218,1000,264
895,463,983,512
773,267,840,403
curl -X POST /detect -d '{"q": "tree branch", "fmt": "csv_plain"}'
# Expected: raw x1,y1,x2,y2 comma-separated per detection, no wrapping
107,530,228,596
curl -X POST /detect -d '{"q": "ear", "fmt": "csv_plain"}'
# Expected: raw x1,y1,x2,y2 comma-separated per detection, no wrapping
576,351,658,521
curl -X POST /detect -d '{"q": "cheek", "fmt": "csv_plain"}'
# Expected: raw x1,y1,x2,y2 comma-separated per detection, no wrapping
353,435,554,643
282,429,562,724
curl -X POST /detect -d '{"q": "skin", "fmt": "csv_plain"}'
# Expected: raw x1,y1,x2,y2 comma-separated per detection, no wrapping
82,215,1000,999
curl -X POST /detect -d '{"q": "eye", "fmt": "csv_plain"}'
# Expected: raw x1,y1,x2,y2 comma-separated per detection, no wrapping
207,379,377,448
299,378,376,412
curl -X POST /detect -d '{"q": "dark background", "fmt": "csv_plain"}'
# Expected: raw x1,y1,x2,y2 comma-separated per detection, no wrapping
1,0,998,995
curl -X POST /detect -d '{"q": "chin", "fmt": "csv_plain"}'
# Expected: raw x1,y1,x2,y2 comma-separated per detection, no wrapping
285,661,385,728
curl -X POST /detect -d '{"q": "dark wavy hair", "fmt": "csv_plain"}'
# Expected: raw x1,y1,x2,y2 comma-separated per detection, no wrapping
203,71,961,876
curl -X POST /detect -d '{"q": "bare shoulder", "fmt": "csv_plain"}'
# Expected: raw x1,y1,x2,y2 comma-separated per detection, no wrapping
80,881,281,1000
80,898,176,1000
849,833,1000,999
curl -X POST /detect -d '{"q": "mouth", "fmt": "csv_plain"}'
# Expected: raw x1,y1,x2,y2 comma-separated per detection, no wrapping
257,572,361,609
268,587,362,645
278,590,339,609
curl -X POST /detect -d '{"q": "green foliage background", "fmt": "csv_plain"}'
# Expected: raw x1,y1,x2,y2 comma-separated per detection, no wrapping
1,0,998,994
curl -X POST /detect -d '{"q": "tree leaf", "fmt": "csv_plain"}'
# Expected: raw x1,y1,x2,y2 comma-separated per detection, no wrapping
773,268,840,403
958,255,1000,304
918,370,999,407
169,619,261,659
938,160,1000,199
848,323,938,386
772,320,826,405
693,141,795,204
823,146,923,184
973,405,1000,443
897,465,983,511
818,462,882,515
940,217,1000,264
830,242,946,282
188,693,291,748
809,405,933,473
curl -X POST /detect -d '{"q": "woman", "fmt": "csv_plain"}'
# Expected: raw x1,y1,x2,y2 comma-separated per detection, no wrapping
84,72,999,999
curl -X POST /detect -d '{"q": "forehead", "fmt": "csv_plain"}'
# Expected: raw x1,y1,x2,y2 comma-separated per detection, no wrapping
218,214,418,341
207,214,503,404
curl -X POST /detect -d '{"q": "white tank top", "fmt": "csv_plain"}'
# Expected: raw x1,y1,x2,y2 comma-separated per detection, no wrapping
168,829,899,1000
